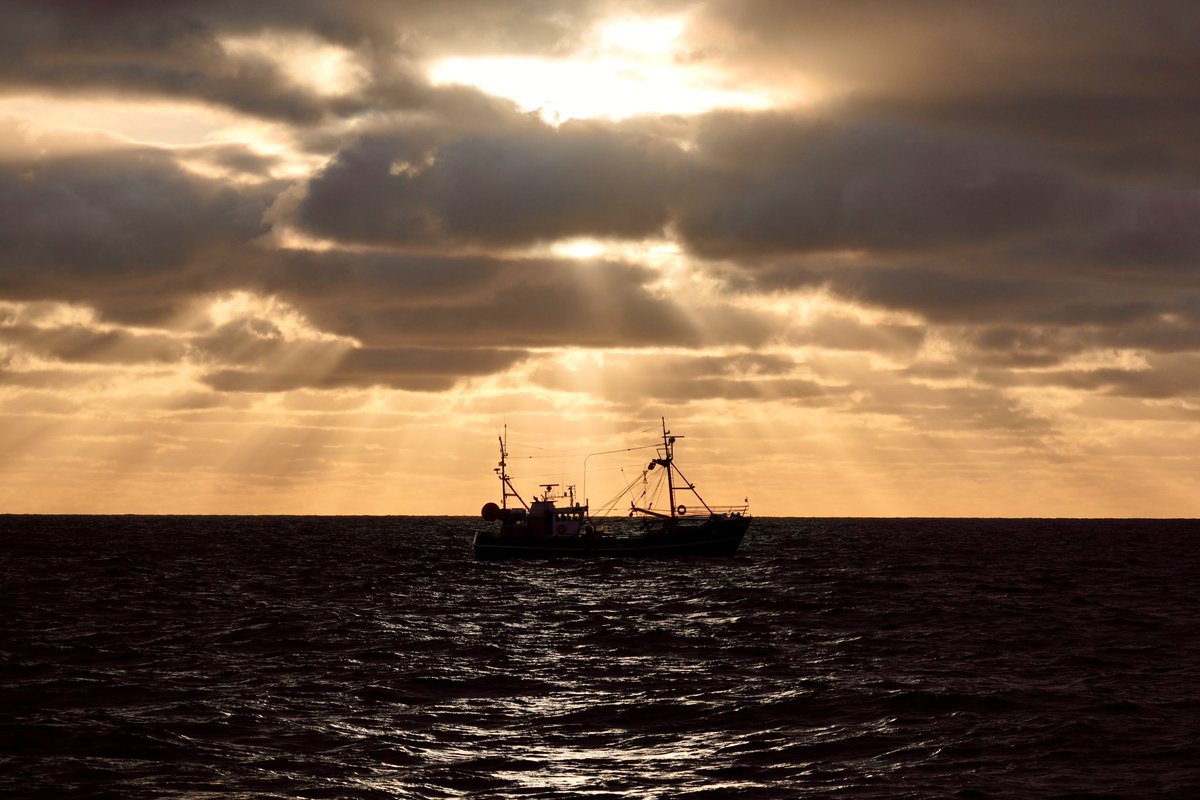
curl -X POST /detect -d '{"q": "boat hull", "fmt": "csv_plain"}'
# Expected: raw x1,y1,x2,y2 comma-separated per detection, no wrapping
472,516,750,560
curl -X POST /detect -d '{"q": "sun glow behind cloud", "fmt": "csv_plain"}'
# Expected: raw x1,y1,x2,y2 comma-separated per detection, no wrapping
221,34,367,98
429,15,777,122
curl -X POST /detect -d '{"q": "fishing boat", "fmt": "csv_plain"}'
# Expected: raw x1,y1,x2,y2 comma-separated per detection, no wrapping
473,419,751,559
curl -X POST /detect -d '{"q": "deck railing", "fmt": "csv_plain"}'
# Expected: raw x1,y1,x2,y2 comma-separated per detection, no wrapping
681,504,750,517
590,504,750,522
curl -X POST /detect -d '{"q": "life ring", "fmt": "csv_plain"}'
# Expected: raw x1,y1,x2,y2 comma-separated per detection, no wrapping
676,505,687,515
556,523,567,535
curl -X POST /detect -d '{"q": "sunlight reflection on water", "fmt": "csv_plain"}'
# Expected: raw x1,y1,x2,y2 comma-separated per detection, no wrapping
2,516,1199,798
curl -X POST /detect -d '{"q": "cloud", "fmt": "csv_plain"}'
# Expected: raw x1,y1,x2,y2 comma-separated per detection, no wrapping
790,314,925,354
0,4,1197,412
291,108,1200,314
0,148,271,323
0,2,336,123
677,112,1200,276
0,1,622,125
238,247,772,350
201,345,529,393
528,351,836,408
279,262,719,349
675,115,1084,258
853,381,1057,434
0,307,533,393
178,142,284,180
977,351,1200,400
0,124,769,356
693,1,1200,168
296,118,684,248
186,310,534,391
0,323,184,364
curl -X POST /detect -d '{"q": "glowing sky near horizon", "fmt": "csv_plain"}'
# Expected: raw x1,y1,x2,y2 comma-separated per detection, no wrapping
1,1,1199,516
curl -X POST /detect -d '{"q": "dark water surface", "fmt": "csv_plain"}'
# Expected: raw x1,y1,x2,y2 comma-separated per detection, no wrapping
2,516,1198,799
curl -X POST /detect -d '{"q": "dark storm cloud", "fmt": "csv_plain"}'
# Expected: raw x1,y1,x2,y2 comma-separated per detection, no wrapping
675,115,1081,259
0,149,270,309
675,113,1200,277
696,1,1200,171
860,94,1200,182
297,119,683,248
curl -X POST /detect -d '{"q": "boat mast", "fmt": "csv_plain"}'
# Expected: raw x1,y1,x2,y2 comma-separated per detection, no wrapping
660,418,713,517
496,427,527,510
662,417,676,519
625,419,707,521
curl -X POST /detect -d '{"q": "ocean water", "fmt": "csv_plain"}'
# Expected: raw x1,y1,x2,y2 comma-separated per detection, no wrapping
2,516,1198,799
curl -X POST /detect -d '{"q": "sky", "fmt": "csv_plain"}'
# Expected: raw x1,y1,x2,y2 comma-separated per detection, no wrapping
1,0,1198,516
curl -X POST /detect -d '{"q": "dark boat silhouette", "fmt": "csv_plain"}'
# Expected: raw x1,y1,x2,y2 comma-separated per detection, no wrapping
473,419,751,559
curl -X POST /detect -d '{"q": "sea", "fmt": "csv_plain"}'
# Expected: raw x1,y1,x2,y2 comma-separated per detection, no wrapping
2,516,1198,799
